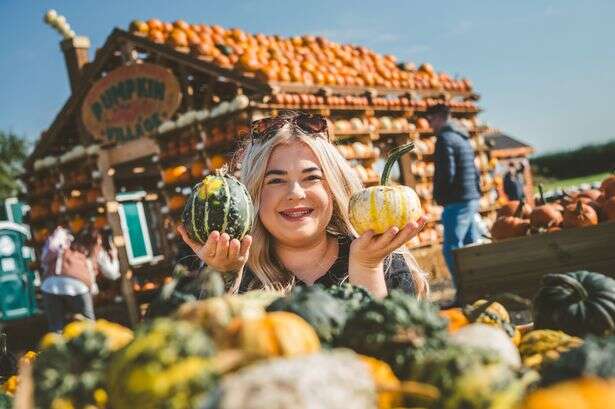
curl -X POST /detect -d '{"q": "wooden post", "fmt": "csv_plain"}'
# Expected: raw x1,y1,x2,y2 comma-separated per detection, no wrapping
96,150,140,327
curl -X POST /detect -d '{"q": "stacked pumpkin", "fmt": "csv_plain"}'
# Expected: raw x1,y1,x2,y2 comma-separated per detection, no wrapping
129,19,473,92
491,174,615,241
269,92,479,112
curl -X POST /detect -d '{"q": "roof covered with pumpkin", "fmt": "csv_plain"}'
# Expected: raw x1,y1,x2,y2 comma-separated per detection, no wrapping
128,18,474,94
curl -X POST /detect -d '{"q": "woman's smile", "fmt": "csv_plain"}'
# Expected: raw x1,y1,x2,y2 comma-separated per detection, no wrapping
278,206,315,222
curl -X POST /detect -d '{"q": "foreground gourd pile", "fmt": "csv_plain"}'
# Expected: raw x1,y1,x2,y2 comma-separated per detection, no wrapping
3,270,615,409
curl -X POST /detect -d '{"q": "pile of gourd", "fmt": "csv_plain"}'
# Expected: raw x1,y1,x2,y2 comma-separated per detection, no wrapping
3,269,615,408
491,174,615,241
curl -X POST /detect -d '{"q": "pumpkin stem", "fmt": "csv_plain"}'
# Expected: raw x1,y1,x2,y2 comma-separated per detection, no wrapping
381,142,415,185
538,185,546,205
0,333,7,355
215,165,229,177
575,200,583,215
543,273,589,302
513,201,525,219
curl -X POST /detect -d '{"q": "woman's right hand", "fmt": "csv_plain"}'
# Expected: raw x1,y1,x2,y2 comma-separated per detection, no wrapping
177,225,252,274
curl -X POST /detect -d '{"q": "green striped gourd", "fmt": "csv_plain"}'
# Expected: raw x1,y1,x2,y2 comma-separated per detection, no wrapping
349,143,423,235
182,169,254,243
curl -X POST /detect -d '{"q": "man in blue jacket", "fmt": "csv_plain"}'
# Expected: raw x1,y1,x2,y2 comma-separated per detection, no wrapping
426,104,482,304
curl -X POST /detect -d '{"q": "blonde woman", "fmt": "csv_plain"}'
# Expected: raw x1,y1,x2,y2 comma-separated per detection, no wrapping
178,112,429,299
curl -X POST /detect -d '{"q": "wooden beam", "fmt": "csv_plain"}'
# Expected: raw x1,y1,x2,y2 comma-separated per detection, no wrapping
490,147,534,159
106,137,160,166
96,150,140,327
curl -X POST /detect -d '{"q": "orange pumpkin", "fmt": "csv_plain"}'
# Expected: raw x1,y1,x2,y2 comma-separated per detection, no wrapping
69,216,86,234
416,118,430,130
439,308,470,332
162,166,189,185
94,216,107,229
209,154,227,170
66,196,84,210
168,194,187,211
190,159,207,179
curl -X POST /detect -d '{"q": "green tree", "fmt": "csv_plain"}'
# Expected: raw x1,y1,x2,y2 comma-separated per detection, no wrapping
0,130,29,199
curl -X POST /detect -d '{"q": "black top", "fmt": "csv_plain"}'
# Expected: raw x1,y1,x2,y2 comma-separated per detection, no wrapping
238,236,417,294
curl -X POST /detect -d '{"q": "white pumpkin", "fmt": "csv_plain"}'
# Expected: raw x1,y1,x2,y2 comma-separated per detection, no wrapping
450,323,521,368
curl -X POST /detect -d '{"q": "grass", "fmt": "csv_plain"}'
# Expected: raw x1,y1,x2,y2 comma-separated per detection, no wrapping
533,172,611,193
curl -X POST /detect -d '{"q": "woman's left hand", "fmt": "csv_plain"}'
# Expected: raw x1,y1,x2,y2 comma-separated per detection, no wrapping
349,215,428,269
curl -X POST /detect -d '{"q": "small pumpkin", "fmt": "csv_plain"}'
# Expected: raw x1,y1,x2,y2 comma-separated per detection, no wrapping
182,169,254,243
337,290,448,376
520,377,615,409
562,200,598,228
449,323,521,368
530,185,563,229
191,159,207,179
227,311,320,360
491,202,530,240
266,285,348,347
349,143,423,235
175,290,281,347
168,194,187,211
107,318,216,409
439,308,470,332
518,329,583,371
533,271,615,337
601,173,615,198
208,155,227,171
540,335,615,386
497,200,531,219
34,320,133,409
603,196,615,221
68,216,85,234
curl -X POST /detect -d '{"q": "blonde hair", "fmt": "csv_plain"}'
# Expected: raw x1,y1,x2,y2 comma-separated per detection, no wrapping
231,121,428,298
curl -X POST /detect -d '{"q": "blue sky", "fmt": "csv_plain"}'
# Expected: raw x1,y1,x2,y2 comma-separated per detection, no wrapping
1,1,613,155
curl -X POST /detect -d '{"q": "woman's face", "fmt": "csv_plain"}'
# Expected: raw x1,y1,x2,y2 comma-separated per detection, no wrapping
260,141,333,247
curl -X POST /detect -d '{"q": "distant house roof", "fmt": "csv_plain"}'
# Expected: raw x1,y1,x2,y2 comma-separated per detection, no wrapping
484,131,534,158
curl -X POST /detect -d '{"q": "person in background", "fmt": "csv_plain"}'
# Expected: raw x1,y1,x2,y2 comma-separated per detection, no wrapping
426,103,482,306
503,162,526,201
41,226,120,332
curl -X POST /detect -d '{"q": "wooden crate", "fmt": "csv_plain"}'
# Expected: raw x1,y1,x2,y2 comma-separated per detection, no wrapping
453,221,615,304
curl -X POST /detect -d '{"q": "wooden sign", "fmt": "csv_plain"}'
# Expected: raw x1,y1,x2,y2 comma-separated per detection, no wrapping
82,63,182,143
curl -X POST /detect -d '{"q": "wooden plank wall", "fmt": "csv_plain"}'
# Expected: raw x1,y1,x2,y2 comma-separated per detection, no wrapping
454,221,615,304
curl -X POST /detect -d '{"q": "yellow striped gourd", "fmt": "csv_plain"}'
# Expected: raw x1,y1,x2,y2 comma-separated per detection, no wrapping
349,143,423,235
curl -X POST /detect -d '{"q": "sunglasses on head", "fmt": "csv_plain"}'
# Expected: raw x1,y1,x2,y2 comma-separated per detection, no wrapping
249,112,329,144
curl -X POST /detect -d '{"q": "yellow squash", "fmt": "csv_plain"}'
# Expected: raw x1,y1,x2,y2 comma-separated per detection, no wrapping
349,143,423,234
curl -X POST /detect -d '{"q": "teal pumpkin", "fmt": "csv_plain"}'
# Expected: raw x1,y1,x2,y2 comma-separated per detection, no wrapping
182,170,254,243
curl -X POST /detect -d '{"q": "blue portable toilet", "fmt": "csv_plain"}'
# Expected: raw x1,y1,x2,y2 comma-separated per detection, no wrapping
0,221,38,321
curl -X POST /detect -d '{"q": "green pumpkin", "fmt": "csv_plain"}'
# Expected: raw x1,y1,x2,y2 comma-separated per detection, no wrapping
540,335,615,387
406,345,537,409
0,393,12,409
337,290,448,376
107,318,218,409
324,283,373,314
33,320,133,409
532,271,615,337
266,285,348,347
182,170,254,243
